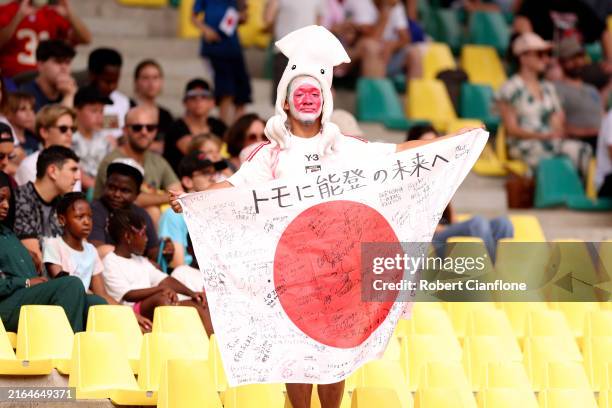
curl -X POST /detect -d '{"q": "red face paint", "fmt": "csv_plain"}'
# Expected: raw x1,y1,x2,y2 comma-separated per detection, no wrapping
291,85,322,114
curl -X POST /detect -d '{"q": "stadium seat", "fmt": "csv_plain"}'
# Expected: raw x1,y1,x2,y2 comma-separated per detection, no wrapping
354,360,412,408
6,332,15,349
178,0,200,39
525,310,575,338
152,306,208,338
523,336,583,391
467,11,510,55
462,335,522,390
15,305,74,374
111,332,208,406
549,240,600,301
224,384,285,408
0,317,52,375
548,302,599,339
495,241,550,302
584,310,612,339
543,360,591,390
118,0,167,6
209,334,229,394
68,332,139,399
406,79,457,132
237,0,271,48
460,45,507,90
403,306,457,339
351,387,405,408
157,359,222,408
586,158,597,199
423,43,456,79
383,336,402,361
470,143,509,177
415,387,476,408
507,215,546,242
445,303,497,338
402,334,462,391
538,389,598,408
446,119,484,134
493,126,530,175
609,15,612,33
585,42,603,63
498,303,549,338
86,305,143,373
601,390,612,408
431,8,463,54
418,361,471,391
478,388,538,408
481,361,531,390
583,336,612,391
459,83,500,132
465,308,515,338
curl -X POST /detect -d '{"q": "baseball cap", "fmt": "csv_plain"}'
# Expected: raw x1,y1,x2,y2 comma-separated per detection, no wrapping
74,86,113,108
178,151,227,178
0,123,14,144
107,158,145,187
512,32,552,56
184,78,213,100
557,37,584,60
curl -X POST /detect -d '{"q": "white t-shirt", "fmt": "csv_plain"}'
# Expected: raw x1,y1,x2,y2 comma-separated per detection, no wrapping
595,110,612,190
228,133,396,187
15,150,82,191
42,236,103,290
102,252,168,305
100,91,130,140
274,0,324,42
171,265,205,294
72,131,111,177
343,0,408,41
382,4,409,42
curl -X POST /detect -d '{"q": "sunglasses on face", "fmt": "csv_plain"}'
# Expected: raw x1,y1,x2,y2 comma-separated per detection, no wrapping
128,124,158,133
50,125,77,134
526,50,551,58
246,132,264,142
0,152,16,161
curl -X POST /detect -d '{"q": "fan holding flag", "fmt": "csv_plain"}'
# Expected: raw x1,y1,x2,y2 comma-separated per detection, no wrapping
170,25,487,408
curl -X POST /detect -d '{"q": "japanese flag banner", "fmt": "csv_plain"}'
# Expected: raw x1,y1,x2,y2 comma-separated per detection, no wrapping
179,129,488,386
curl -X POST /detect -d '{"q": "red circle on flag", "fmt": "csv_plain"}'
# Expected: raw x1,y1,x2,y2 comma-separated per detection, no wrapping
273,200,403,348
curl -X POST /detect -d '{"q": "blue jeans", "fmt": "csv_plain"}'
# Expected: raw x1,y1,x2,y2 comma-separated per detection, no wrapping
433,216,514,261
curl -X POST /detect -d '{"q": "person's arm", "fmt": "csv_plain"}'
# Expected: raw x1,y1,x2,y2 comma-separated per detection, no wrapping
565,124,601,138
175,135,194,156
395,126,482,152
498,102,552,140
20,238,42,273
263,0,279,32
90,274,119,305
168,180,233,214
56,0,92,45
135,191,172,208
191,6,221,43
601,29,612,64
122,286,165,303
512,15,532,34
159,276,200,300
0,1,32,49
44,263,66,278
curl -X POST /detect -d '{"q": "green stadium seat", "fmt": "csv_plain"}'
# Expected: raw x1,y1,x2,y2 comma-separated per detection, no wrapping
586,42,603,63
391,74,406,93
459,83,500,132
432,8,463,54
535,157,584,208
468,11,510,55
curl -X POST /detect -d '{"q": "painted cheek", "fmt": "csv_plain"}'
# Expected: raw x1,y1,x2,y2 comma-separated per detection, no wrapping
292,86,322,112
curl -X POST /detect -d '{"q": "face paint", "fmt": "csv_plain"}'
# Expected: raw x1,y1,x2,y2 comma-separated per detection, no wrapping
288,76,323,124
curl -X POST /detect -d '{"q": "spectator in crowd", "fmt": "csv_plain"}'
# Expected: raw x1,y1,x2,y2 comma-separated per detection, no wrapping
14,145,80,273
191,0,252,124
85,48,130,140
554,37,603,152
0,78,12,130
131,59,173,155
408,124,513,260
72,87,112,192
264,0,324,104
160,151,227,268
164,79,226,171
90,158,173,264
188,133,234,181
4,92,38,155
0,170,90,332
0,123,17,176
94,106,183,225
18,40,77,112
224,113,266,169
595,109,612,198
0,0,91,79
15,104,75,186
496,33,592,176
102,208,212,336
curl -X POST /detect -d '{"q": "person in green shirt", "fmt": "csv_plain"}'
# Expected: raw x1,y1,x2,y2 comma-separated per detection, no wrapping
0,171,98,332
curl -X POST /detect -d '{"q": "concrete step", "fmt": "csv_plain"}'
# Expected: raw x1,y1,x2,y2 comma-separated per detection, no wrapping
76,36,200,60
71,0,176,21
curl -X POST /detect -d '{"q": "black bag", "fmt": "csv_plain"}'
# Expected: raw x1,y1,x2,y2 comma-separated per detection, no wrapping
436,69,469,113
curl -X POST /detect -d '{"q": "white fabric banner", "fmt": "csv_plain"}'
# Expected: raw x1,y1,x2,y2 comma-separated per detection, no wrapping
179,129,488,386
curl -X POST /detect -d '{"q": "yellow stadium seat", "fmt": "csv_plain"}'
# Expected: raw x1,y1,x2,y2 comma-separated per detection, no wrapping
68,332,139,399
544,361,591,389
538,389,597,408
549,302,599,339
494,127,530,176
600,390,612,408
15,305,73,374
507,215,546,242
118,0,167,6
599,240,612,278
523,336,582,391
209,334,229,394
179,0,200,39
402,335,462,391
86,305,143,373
462,335,522,390
383,336,402,361
354,360,412,408
351,387,405,408
152,306,208,338
6,332,15,349
525,310,575,338
415,387,476,408
584,336,612,391
478,388,538,408
0,317,52,375
460,45,507,90
495,241,550,303
445,303,497,339
406,307,457,340
465,308,515,338
584,310,612,338
111,332,208,406
586,158,597,199
481,361,531,390
423,43,457,80
157,359,222,408
498,302,549,338
608,15,612,33
446,119,484,135
471,143,509,177
419,361,471,390
225,384,285,408
406,79,457,132
237,0,271,48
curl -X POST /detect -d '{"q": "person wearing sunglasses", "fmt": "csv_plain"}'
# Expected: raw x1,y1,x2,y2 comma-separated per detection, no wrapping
496,32,592,177
15,103,78,186
93,105,183,228
224,113,266,170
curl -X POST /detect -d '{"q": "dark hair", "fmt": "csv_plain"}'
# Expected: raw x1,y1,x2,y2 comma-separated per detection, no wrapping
225,113,265,157
0,171,15,229
185,78,211,93
134,59,163,80
88,48,123,74
5,91,35,114
0,77,7,115
36,40,75,62
36,146,79,180
106,163,143,190
406,124,438,142
56,192,88,217
107,208,145,244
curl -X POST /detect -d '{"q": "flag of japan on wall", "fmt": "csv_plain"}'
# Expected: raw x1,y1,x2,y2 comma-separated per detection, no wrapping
179,129,487,386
